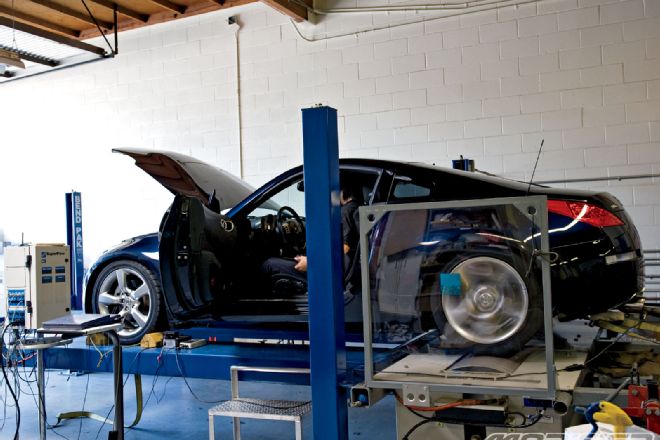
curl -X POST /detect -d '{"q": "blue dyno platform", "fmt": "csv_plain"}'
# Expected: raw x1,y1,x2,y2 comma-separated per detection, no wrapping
41,338,367,386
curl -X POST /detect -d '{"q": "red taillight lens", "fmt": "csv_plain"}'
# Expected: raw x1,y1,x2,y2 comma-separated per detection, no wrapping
547,200,624,227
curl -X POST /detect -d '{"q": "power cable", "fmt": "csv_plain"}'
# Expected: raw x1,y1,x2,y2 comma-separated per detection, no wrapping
401,418,435,440
583,324,645,366
77,372,91,440
0,370,8,431
93,348,148,440
506,410,544,428
142,347,167,411
1,323,21,440
399,396,543,439
173,350,225,404
20,370,72,440
171,349,312,409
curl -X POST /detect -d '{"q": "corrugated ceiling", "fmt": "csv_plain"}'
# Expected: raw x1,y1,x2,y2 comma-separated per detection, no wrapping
0,24,104,81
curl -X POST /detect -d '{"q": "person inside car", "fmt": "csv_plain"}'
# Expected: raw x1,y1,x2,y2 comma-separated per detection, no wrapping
260,178,363,296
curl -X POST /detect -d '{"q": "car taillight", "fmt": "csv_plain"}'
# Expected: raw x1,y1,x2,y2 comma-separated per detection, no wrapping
547,200,624,227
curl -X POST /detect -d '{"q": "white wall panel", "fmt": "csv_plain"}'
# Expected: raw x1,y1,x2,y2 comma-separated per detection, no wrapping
2,0,660,261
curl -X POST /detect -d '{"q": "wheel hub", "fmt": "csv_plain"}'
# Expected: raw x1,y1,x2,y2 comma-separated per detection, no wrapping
118,290,134,309
473,287,499,313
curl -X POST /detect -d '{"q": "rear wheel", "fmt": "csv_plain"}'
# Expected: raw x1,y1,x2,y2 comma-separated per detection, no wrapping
92,260,162,345
431,255,542,356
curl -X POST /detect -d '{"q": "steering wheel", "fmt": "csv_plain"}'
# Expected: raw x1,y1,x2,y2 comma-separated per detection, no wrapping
276,206,306,256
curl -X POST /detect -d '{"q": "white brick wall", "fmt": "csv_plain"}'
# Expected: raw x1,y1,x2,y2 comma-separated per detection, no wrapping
2,0,660,260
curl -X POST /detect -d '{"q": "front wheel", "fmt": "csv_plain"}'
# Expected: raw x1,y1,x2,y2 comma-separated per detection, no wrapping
92,260,163,345
430,255,542,356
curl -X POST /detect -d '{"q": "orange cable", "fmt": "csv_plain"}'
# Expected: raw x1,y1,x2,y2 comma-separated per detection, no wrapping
395,393,484,412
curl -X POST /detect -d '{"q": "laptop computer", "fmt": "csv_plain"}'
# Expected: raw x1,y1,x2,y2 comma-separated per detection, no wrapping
41,313,121,333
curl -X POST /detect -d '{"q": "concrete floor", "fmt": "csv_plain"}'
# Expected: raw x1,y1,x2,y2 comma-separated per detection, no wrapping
3,368,395,439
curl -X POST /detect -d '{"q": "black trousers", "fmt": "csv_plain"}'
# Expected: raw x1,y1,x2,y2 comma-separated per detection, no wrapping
261,257,308,289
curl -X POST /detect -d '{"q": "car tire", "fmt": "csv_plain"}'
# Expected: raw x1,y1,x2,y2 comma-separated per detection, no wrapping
429,254,543,357
92,260,163,345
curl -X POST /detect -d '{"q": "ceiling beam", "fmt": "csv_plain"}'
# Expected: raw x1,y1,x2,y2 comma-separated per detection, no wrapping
0,17,107,56
31,0,113,29
0,45,58,67
146,0,187,14
88,0,149,23
0,6,79,38
79,0,256,39
259,0,308,22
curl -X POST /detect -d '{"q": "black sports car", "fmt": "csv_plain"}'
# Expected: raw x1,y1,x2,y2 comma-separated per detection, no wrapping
84,149,644,353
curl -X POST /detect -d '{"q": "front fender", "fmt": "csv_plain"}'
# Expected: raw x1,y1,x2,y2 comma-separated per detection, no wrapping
83,233,160,312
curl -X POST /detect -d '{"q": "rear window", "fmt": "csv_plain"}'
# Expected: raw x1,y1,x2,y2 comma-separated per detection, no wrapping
389,175,435,202
393,181,431,198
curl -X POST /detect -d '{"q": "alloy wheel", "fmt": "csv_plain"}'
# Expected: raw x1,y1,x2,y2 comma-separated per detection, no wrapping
442,256,528,345
97,267,153,339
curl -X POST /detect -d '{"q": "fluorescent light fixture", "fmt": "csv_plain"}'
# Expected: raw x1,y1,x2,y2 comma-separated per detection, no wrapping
0,48,25,69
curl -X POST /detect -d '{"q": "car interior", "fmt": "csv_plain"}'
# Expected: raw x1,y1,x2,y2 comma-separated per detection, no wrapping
225,169,381,307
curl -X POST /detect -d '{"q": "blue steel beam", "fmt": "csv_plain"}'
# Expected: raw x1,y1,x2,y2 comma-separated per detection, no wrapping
301,106,348,440
44,342,311,381
41,340,367,384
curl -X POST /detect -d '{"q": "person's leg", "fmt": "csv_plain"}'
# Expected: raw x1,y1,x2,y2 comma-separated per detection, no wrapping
262,257,306,281
261,257,307,295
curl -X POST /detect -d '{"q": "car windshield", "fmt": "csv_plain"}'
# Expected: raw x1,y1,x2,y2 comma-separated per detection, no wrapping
247,178,305,219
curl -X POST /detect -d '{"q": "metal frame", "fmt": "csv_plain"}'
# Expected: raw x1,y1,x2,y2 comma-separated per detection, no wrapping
18,338,72,440
37,323,125,439
359,195,557,399
208,366,311,440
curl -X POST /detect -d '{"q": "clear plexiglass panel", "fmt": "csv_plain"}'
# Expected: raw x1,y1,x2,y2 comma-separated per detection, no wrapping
360,196,557,398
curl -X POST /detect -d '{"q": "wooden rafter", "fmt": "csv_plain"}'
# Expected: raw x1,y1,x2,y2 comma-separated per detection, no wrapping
31,0,113,29
0,0,311,49
259,0,308,22
88,0,149,22
146,0,187,14
78,0,256,39
0,5,79,37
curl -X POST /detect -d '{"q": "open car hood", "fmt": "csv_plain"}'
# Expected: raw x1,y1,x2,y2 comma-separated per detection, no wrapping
113,148,255,212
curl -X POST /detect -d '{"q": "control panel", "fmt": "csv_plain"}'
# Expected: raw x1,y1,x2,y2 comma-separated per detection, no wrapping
4,244,71,328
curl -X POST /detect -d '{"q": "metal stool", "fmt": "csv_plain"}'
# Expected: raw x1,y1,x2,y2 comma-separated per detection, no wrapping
208,366,311,440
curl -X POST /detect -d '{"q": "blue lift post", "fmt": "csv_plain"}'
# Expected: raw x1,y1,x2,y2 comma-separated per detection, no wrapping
301,106,349,440
65,191,84,310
